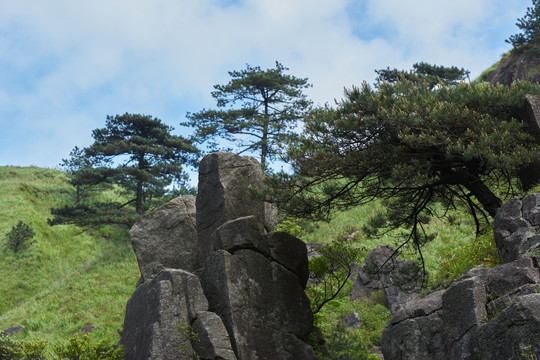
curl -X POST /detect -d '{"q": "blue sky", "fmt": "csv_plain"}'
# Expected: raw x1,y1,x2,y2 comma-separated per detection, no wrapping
0,0,531,182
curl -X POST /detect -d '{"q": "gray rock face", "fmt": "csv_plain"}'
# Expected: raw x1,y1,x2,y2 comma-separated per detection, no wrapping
121,152,316,360
493,193,540,263
201,249,315,360
351,245,427,314
197,152,277,264
129,195,198,283
381,195,540,360
120,269,219,360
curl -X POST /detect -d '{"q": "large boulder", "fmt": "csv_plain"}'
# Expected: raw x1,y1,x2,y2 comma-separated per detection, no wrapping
493,193,540,263
120,269,235,360
381,198,540,360
129,195,198,283
196,152,278,263
201,249,315,360
351,245,427,313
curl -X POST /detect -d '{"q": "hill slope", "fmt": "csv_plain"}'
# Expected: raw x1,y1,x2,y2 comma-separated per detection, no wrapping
0,166,139,344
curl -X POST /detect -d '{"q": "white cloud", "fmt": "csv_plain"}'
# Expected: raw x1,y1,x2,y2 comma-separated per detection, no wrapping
0,0,530,169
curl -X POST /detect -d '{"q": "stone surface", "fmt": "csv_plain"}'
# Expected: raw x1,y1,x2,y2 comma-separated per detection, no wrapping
197,152,277,263
477,294,540,360
351,245,427,313
381,228,540,360
339,312,362,329
129,195,198,283
122,152,317,360
1,326,24,337
192,311,237,360
120,269,210,360
494,193,540,263
485,41,540,86
201,249,315,360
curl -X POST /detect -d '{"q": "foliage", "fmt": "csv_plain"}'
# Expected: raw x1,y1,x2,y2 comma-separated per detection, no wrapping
306,239,363,314
314,297,391,360
275,80,540,248
4,221,35,253
506,0,540,54
0,335,122,360
50,113,198,228
433,231,501,287
375,62,470,89
276,217,307,238
54,335,123,360
184,61,312,169
0,166,138,346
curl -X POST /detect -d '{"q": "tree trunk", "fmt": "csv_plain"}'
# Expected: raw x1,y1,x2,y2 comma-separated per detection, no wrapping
446,169,502,218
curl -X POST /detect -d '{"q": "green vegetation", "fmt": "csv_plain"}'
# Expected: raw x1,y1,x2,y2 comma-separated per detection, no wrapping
49,113,198,229
506,0,540,54
183,61,312,169
4,221,36,253
375,62,470,89
293,199,501,359
0,166,139,354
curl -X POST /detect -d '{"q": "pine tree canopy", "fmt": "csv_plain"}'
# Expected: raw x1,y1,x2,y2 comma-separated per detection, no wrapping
184,61,312,169
275,80,540,239
50,113,198,228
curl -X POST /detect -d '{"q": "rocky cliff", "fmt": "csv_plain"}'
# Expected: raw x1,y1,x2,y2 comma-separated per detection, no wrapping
381,193,540,360
120,152,318,360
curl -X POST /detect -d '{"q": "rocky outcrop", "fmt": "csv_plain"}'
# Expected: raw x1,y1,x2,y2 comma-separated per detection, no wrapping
485,41,540,86
121,152,317,360
351,245,427,314
381,193,540,360
129,195,198,283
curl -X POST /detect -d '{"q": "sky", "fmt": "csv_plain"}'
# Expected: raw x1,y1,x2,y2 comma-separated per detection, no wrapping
0,0,532,182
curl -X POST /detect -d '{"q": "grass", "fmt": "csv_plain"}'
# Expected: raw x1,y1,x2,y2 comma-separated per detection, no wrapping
297,198,500,359
0,166,139,347
0,166,503,359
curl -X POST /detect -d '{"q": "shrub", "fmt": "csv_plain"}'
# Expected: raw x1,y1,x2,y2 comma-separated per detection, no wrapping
5,221,35,253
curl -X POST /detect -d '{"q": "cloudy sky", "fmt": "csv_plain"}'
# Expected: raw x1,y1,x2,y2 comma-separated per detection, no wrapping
0,0,531,179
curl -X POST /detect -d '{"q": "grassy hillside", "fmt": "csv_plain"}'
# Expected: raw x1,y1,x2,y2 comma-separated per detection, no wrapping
0,166,139,345
0,166,501,359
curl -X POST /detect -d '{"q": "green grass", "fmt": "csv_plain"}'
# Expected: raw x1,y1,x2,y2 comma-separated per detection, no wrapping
0,167,139,346
297,198,500,359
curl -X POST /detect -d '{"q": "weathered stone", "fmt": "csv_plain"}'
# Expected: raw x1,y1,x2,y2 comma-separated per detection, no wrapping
215,215,268,254
1,326,24,337
201,249,315,359
352,245,427,313
266,231,309,288
485,257,539,299
192,311,237,360
197,153,277,263
477,294,540,360
339,312,362,329
442,276,487,358
494,194,540,263
129,195,198,283
120,269,208,360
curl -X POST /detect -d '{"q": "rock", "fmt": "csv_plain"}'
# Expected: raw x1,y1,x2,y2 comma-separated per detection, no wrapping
197,152,278,263
192,311,237,360
485,41,540,86
122,152,317,359
339,312,362,329
120,269,215,360
215,215,268,254
80,325,95,334
129,195,198,283
381,247,540,359
266,231,310,288
1,326,24,337
201,249,315,359
477,294,540,360
351,245,427,313
494,193,540,263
